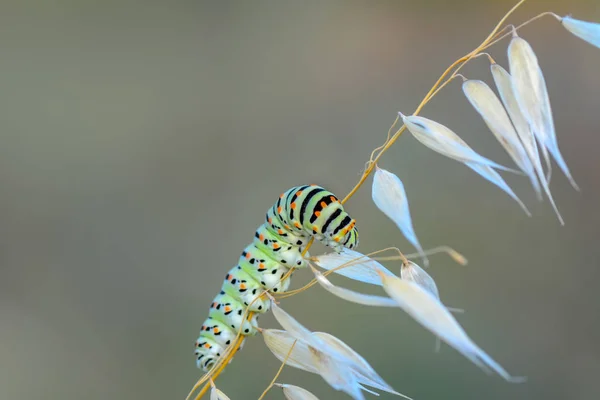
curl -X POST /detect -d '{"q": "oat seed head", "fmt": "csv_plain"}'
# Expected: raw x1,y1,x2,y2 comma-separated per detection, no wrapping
561,16,600,49
187,1,599,398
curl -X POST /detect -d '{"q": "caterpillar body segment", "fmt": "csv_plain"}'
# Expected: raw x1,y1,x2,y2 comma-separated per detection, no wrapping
238,245,293,294
208,292,259,333
254,224,306,267
277,184,359,250
195,185,358,371
221,267,271,312
197,319,238,348
265,208,309,247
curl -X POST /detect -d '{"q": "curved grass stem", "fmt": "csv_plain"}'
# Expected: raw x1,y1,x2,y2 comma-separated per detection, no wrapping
342,0,527,205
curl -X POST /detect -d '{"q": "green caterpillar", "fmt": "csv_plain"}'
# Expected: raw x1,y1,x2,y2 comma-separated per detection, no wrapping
194,184,359,371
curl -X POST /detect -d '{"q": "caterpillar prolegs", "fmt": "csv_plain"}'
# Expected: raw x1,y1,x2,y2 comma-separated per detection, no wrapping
195,184,359,371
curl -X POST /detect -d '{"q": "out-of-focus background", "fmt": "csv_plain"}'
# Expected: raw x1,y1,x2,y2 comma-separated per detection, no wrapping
1,0,599,399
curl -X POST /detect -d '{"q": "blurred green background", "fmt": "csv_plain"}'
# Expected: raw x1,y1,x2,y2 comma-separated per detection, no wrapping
1,0,599,399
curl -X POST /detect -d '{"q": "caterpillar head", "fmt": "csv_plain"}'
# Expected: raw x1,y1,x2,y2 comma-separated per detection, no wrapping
345,225,359,249
331,219,359,250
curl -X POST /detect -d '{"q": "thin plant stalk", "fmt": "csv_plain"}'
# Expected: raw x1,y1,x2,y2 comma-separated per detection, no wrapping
257,339,298,400
342,0,528,205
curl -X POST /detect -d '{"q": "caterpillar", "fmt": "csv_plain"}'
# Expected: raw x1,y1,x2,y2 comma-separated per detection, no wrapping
194,184,359,371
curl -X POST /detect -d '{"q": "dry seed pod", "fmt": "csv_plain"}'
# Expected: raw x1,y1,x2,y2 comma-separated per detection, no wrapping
400,261,463,314
271,302,331,355
561,16,600,49
490,64,543,191
491,63,564,223
400,260,458,351
401,114,519,173
308,346,366,400
277,384,320,400
372,167,428,266
462,79,537,188
508,33,579,191
311,265,399,307
210,386,231,400
314,248,395,286
264,329,410,399
379,272,526,383
401,260,440,299
401,113,529,213
271,303,365,370
312,332,410,398
263,329,318,373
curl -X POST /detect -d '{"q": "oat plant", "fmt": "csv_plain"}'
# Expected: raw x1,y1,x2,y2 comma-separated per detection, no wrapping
187,1,600,398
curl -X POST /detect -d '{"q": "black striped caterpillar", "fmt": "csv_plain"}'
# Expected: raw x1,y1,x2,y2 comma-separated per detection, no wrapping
194,184,359,371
